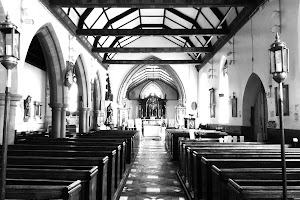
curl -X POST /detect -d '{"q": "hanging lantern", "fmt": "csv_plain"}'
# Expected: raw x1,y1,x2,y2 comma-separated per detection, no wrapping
0,15,20,69
269,32,289,83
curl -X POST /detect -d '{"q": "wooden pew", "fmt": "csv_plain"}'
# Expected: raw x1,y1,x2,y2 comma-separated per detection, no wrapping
15,139,127,179
227,178,300,200
5,179,82,200
84,130,140,160
5,149,116,200
9,143,124,185
187,145,295,196
200,158,300,200
165,129,228,161
3,155,109,200
212,166,300,200
17,137,130,164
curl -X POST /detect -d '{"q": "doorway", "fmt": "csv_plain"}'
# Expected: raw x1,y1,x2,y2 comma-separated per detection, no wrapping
243,73,268,141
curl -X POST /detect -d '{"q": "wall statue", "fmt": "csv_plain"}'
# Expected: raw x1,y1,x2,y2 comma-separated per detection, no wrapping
24,95,32,122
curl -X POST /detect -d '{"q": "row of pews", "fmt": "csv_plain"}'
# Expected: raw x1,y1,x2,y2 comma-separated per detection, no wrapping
166,128,300,200
1,129,140,200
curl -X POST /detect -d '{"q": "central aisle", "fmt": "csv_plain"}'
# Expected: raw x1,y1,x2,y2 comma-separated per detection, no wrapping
119,137,187,200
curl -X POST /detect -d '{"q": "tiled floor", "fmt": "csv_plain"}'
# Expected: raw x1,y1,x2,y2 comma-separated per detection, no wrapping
119,136,186,200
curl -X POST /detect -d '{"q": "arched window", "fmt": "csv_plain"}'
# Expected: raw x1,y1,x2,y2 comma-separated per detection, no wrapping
140,81,164,99
199,73,210,124
219,56,229,123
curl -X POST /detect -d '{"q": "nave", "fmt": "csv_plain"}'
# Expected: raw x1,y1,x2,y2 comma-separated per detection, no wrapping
119,137,186,200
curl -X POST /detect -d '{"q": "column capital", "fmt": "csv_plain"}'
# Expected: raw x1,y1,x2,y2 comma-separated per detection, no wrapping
49,102,64,109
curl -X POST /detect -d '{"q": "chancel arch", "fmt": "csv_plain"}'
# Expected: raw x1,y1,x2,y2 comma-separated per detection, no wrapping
117,56,186,105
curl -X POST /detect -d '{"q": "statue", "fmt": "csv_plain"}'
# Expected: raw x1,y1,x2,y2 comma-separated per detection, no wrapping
24,95,32,122
105,103,113,128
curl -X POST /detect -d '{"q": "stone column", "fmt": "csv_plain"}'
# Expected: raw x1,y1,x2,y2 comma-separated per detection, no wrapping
79,107,88,133
49,103,63,138
60,104,68,138
86,108,90,132
0,93,22,144
93,110,100,130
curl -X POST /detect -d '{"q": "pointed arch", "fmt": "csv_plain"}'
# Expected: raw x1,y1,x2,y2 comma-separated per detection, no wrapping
34,23,67,138
74,55,89,109
117,55,186,104
140,81,165,98
243,73,268,141
35,23,67,105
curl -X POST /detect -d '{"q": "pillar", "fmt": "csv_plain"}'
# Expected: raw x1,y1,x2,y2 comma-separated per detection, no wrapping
86,108,90,132
93,110,100,130
49,103,63,138
60,104,68,138
0,93,22,144
79,107,88,133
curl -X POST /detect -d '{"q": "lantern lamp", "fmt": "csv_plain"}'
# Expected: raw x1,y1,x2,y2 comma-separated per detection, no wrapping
0,14,20,70
269,32,289,200
269,32,289,83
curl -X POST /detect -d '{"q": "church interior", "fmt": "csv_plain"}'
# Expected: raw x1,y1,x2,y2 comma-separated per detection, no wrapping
1,0,300,199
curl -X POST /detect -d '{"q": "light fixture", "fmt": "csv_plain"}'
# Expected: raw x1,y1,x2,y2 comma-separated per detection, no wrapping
0,14,20,200
269,32,289,200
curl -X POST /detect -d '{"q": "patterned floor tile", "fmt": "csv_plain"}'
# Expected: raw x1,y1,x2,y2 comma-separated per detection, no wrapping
118,137,186,200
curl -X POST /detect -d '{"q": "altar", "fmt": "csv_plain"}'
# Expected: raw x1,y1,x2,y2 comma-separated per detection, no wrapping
142,119,165,137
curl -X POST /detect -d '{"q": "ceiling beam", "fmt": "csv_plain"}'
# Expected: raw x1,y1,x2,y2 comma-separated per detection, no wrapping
49,0,255,8
102,60,200,65
197,0,268,71
77,28,229,36
92,47,212,53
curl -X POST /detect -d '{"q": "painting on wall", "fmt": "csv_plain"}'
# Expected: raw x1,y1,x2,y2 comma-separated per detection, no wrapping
209,88,215,118
275,84,289,116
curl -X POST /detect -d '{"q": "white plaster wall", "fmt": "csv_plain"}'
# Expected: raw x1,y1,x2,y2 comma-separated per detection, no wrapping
0,0,107,97
15,62,46,132
198,0,300,129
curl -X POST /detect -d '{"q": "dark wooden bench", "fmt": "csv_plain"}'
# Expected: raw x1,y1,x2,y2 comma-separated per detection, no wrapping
212,166,300,200
200,158,300,200
17,137,130,164
227,178,300,200
5,179,82,200
14,139,127,179
165,129,228,160
187,146,296,196
3,155,109,200
9,143,124,184
5,149,116,200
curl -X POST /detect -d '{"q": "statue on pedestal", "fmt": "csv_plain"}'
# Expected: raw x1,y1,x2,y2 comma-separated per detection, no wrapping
105,103,114,129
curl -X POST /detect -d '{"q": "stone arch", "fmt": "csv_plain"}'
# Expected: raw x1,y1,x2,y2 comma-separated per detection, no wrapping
243,73,268,141
117,55,186,104
74,55,90,132
35,23,67,138
140,81,165,98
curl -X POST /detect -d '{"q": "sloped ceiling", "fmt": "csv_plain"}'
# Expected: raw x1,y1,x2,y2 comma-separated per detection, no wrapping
43,0,268,70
